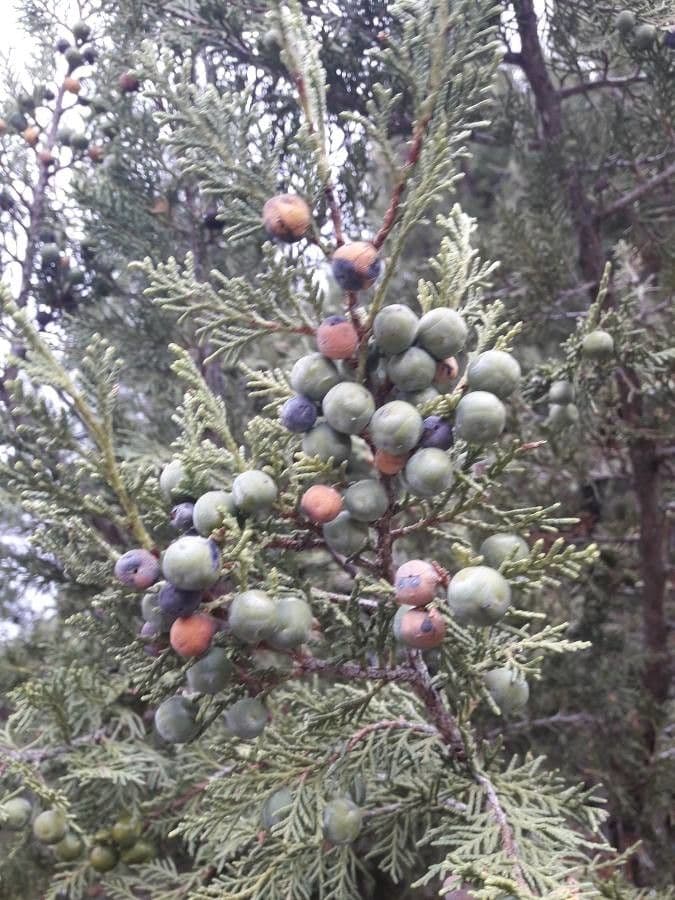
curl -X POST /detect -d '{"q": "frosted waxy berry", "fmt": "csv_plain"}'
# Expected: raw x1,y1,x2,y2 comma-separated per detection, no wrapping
54,832,83,861
170,613,217,658
480,533,529,569
466,350,521,399
447,565,511,626
322,511,369,556
114,549,160,591
399,386,440,408
387,346,436,392
155,695,199,743
373,304,418,355
322,382,375,435
484,667,530,715
415,308,468,360
374,449,408,475
634,23,657,49
454,391,506,444
615,10,636,33
229,589,278,644
331,241,381,291
405,447,453,498
394,559,440,606
290,353,341,401
261,787,292,829
193,490,235,536
232,470,278,515
420,415,454,450
548,380,574,404
343,478,388,522
111,816,141,849
262,194,311,243
581,329,614,361
1,797,32,830
225,697,268,739
170,501,194,532
547,402,579,429
121,840,155,865
158,582,202,620
159,459,190,502
369,400,423,454
268,595,312,649
322,797,363,845
161,536,220,590
187,647,233,694
316,315,359,360
280,394,318,433
395,606,446,649
302,423,352,463
33,810,67,844
89,845,119,872
300,484,343,524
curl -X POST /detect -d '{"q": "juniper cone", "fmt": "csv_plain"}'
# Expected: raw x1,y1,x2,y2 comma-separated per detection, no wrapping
1,0,673,897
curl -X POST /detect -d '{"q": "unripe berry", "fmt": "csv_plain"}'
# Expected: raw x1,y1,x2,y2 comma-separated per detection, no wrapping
454,391,506,444
268,595,312,649
387,347,436,392
466,350,521,399
193,490,235,536
89,844,118,872
300,484,343,524
331,241,381,291
33,810,67,844
290,353,341,401
322,511,369,556
187,646,233,694
170,613,217,657
395,606,446,649
114,549,160,591
447,565,511,626
343,478,388,522
480,533,529,569
54,832,83,861
373,304,418,355
1,797,32,830
615,10,636,34
419,415,454,450
322,797,363,844
280,394,318,433
547,402,580,429
111,816,141,849
231,469,277,515
404,447,453,498
161,536,221,590
374,449,408,475
394,559,440,606
224,697,268,739
316,315,359,359
548,380,574,404
262,194,311,242
581,329,614,361
634,23,657,49
322,382,375,434
415,308,467,359
154,695,198,743
120,840,155,865
261,787,292,829
369,400,423,454
229,589,278,644
302,423,352,463
484,667,530,715
158,582,202,619
159,459,191,502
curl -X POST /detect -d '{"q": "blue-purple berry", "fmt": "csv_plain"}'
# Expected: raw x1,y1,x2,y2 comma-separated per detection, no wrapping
170,502,195,532
419,415,454,450
280,395,318,433
114,549,161,591
158,582,202,619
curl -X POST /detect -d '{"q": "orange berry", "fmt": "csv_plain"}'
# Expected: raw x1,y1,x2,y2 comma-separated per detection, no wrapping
37,149,55,166
262,194,311,243
394,560,440,606
64,77,81,94
170,613,216,658
0,118,7,135
87,144,104,163
374,449,407,475
316,316,359,360
23,126,40,146
300,484,343,525
331,241,381,291
397,606,446,649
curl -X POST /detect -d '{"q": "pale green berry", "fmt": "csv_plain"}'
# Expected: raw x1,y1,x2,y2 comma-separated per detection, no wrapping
33,810,67,845
454,391,506,444
447,565,511,626
154,696,199,743
232,470,277,515
161,536,220,590
186,647,233,694
479,533,529,569
302,423,352,463
369,401,423,454
404,448,453,498
343,479,389,522
229,590,278,644
373,304,418,355
484,667,529,715
268,596,312,649
261,787,293,829
322,382,375,434
323,511,369,556
225,697,268,739
322,797,363,844
466,350,521,399
290,353,340,400
387,347,436,391
193,490,235,535
415,308,467,360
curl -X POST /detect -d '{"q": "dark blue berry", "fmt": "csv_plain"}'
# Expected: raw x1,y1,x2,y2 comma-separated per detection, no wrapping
158,583,202,619
419,415,454,450
170,502,195,531
280,395,318,433
665,30,675,49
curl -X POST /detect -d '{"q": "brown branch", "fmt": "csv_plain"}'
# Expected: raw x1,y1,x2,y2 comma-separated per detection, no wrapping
595,160,675,221
559,74,646,100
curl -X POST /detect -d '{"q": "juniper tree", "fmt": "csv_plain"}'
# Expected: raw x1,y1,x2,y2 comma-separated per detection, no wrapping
0,2,671,900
